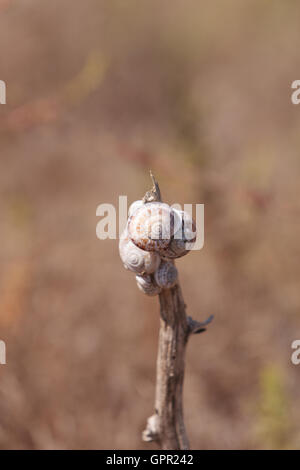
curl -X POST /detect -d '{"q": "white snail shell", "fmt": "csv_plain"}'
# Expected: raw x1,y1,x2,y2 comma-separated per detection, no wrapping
136,274,162,296
154,260,178,289
119,230,161,274
128,200,144,217
161,210,196,259
128,202,176,252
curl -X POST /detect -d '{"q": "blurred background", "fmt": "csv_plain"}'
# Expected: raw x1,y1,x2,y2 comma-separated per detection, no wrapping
0,0,300,449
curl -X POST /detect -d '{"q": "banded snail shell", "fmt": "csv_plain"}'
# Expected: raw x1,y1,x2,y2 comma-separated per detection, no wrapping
119,230,160,274
136,274,162,296
128,199,144,217
128,202,176,252
180,210,197,244
161,210,196,259
154,260,178,289
161,238,188,259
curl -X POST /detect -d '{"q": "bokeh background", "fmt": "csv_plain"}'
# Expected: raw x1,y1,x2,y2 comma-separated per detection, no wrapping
0,0,300,449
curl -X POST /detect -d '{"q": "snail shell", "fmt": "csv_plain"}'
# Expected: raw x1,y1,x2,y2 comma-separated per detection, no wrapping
161,238,188,259
180,210,197,243
128,202,176,252
136,274,162,296
119,230,160,274
161,210,197,259
154,260,178,289
128,199,144,217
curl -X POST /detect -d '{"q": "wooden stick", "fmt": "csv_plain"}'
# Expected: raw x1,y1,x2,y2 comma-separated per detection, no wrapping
142,172,212,450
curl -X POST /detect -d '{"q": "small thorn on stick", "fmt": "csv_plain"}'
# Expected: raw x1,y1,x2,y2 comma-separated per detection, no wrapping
188,314,214,335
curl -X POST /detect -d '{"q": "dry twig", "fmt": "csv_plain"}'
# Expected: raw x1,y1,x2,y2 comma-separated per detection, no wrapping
142,172,213,450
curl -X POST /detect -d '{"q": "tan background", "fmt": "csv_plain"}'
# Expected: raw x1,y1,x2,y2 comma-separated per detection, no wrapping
0,0,300,449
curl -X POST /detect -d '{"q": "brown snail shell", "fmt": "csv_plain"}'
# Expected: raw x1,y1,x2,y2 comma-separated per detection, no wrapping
128,202,176,252
136,274,162,296
119,230,160,274
154,260,178,289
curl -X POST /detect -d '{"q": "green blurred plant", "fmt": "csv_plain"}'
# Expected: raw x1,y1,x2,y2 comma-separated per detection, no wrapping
256,364,290,449
64,51,107,106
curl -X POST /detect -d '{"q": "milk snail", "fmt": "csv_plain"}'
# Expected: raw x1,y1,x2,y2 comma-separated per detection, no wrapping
136,273,162,296
128,199,144,217
128,202,181,252
119,200,196,296
119,229,160,274
161,209,197,259
154,260,178,289
135,261,178,295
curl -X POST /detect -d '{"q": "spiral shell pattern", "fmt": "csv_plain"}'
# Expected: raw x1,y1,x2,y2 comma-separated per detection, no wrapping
119,230,160,274
128,202,175,252
154,260,178,289
136,274,162,296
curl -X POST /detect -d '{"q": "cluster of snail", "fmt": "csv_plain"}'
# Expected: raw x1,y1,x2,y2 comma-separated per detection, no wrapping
119,200,196,296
